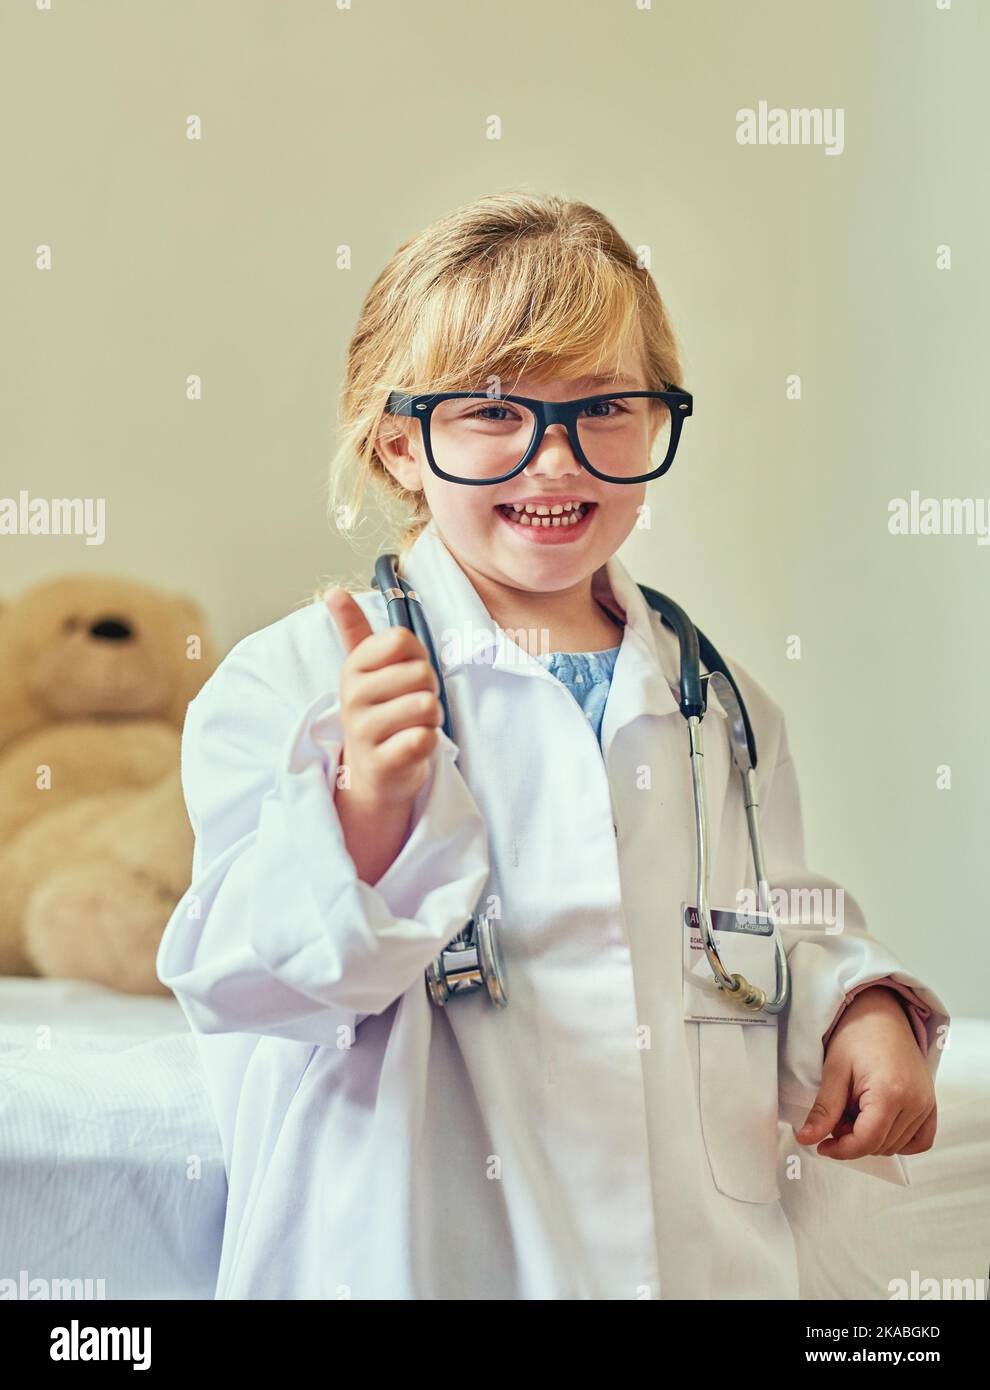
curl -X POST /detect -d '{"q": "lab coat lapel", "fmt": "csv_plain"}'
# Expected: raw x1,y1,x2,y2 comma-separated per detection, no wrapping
596,549,735,911
399,519,501,673
400,522,670,1293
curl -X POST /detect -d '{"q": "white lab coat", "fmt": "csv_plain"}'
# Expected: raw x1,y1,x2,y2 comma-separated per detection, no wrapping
157,518,951,1300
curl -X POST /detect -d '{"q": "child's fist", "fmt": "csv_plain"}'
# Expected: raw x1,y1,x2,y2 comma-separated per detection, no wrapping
796,986,937,1161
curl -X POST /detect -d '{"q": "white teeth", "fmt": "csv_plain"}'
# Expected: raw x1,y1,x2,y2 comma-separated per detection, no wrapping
518,501,581,514
498,502,591,528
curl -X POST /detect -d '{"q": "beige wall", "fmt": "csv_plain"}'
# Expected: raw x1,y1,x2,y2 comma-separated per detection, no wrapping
3,1,986,1013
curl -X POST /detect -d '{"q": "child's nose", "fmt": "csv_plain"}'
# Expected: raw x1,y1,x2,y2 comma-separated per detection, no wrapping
526,423,582,475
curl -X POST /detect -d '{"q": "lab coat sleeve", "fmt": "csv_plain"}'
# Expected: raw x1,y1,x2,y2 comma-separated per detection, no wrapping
762,719,952,1185
156,644,491,1045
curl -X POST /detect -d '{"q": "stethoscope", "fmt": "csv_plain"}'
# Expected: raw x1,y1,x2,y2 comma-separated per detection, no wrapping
372,553,791,1018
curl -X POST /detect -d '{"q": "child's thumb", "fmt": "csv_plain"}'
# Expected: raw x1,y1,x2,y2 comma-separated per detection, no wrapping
796,1068,850,1144
322,586,373,656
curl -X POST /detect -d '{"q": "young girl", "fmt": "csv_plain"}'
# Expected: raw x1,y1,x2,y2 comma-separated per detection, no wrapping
157,191,950,1300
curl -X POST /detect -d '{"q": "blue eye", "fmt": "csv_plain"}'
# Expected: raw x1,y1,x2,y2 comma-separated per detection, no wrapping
582,399,626,419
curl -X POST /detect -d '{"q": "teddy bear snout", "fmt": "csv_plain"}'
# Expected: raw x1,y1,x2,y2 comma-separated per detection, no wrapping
27,617,167,719
89,616,134,642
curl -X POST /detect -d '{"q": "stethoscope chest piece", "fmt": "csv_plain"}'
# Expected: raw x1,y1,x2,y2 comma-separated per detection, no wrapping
425,914,509,1009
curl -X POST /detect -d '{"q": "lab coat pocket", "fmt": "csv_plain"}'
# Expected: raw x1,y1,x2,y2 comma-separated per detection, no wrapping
697,1021,781,1204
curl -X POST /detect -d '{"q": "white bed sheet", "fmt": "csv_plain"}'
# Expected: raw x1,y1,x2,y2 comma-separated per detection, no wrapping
1,978,986,1302
0,978,224,1301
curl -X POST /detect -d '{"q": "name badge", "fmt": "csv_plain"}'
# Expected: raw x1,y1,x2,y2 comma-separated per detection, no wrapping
682,903,778,1027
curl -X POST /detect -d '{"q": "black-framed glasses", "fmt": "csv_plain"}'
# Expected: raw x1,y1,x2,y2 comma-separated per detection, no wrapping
383,387,693,485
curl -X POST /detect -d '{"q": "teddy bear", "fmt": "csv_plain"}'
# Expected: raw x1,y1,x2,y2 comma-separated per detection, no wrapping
0,572,218,994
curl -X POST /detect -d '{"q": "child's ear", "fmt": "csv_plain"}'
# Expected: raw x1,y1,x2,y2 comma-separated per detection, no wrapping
375,419,422,492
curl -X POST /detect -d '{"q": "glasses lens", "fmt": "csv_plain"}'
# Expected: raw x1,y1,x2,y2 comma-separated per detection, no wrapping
576,395,672,479
430,396,538,481
428,394,674,481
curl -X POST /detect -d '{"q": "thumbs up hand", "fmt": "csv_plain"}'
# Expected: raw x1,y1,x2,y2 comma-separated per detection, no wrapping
322,587,445,881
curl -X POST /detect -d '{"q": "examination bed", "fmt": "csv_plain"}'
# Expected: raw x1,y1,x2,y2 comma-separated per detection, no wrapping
0,978,985,1301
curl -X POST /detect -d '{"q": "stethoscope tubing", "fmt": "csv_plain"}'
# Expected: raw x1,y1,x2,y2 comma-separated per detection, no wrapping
372,552,790,1015
373,553,455,743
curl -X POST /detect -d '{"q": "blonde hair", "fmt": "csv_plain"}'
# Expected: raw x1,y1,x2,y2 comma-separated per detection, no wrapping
317,189,685,600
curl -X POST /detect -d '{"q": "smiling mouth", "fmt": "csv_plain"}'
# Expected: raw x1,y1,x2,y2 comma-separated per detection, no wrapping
495,501,595,528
